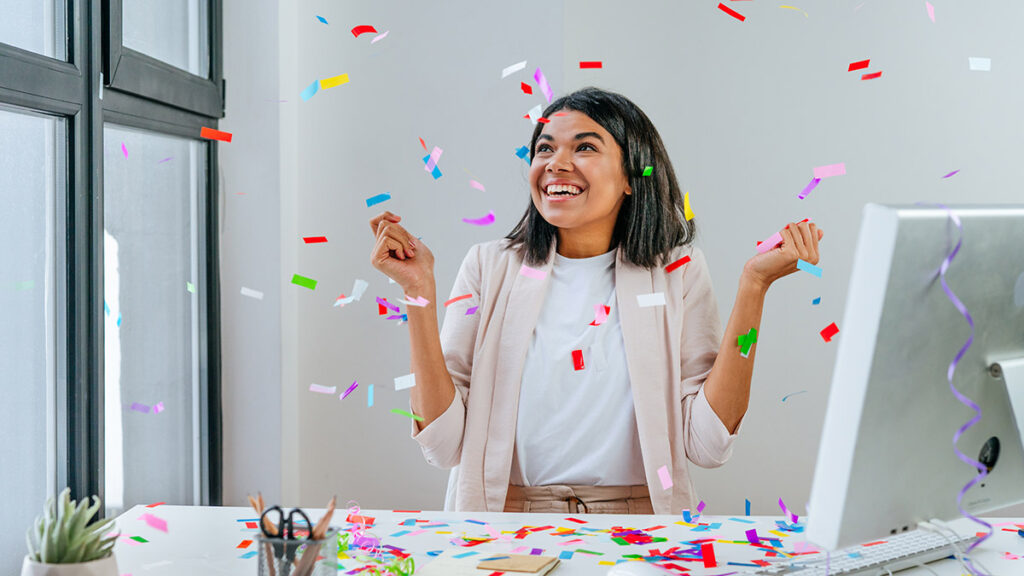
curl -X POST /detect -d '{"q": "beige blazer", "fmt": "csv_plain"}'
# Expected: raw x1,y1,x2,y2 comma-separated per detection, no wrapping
411,239,740,515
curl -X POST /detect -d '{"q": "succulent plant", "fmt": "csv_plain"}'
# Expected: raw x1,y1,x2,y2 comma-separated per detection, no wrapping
25,488,118,564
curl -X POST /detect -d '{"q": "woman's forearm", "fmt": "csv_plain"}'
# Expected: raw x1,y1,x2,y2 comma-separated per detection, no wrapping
702,273,769,434
405,279,457,432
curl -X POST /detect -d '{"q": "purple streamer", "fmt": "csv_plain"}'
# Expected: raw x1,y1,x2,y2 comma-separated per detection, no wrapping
933,203,992,570
798,177,821,199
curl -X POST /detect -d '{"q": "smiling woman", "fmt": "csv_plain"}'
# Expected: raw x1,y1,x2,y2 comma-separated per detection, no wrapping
367,87,822,515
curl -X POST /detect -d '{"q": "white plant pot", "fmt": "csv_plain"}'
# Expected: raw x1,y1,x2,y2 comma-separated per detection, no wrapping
21,555,118,576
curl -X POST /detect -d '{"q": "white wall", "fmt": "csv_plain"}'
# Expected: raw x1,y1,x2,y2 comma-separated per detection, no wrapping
222,1,1024,515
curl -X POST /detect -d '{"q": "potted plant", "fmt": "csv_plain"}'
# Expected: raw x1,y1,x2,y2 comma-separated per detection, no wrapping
22,488,119,576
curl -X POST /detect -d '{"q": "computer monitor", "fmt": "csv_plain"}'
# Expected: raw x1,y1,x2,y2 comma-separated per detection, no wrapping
805,203,1024,551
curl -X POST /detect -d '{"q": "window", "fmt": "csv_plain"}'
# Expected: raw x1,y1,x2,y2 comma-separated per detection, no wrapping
0,0,222,570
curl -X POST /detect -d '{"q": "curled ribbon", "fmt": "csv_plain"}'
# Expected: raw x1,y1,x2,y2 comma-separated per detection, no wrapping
933,204,992,575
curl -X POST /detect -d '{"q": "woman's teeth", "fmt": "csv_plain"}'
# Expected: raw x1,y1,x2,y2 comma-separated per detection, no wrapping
545,184,583,196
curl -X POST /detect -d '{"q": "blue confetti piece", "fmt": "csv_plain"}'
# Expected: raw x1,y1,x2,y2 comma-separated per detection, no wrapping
368,384,374,407
116,314,122,327
746,499,751,516
730,517,755,524
453,552,478,559
797,259,822,277
812,296,821,305
366,192,391,207
239,551,258,559
422,154,443,179
481,556,510,562
426,550,442,557
559,550,574,560
104,301,110,315
316,15,328,24
514,145,530,163
682,510,692,523
390,530,410,537
300,79,319,101
465,519,487,525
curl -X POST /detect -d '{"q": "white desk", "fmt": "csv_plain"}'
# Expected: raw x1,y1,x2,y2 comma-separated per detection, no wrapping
112,506,1023,575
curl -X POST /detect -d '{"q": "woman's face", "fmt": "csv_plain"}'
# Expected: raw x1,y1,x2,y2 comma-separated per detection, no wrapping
529,110,631,240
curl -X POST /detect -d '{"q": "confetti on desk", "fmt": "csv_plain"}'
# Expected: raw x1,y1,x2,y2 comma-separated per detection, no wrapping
121,142,128,158
139,513,168,533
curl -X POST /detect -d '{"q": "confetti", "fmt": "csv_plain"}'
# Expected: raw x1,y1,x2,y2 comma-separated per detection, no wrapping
365,192,391,207
665,255,691,274
186,281,195,293
798,177,821,199
152,402,165,414
942,170,960,179
399,296,430,307
571,350,585,371
636,292,666,308
812,296,821,305
341,381,359,400
240,287,264,300
302,236,327,244
820,322,840,342
291,274,317,290
591,304,609,326
968,57,991,71
501,60,527,79
519,264,547,280
157,157,173,164
533,67,553,103
315,15,328,25
199,127,232,142
351,25,377,38
300,79,319,101
926,1,935,22
525,103,543,124
717,2,746,21
745,528,760,544
465,306,478,315
445,294,472,307
579,61,602,69
130,402,150,414
424,146,443,172
745,499,751,516
797,259,822,277
782,390,808,402
371,31,389,43
520,82,533,95
642,166,653,177
368,384,374,407
334,279,369,307
121,142,128,158
394,373,416,391
701,542,717,567
813,162,846,179
422,153,443,179
514,145,530,163
140,513,168,533
377,297,400,314
462,211,495,226
757,231,784,254
320,74,350,90
237,539,252,549
145,502,164,508
861,71,883,80
309,384,336,394
738,327,758,358
848,59,870,72
657,465,673,490
778,498,800,523
391,408,424,422
683,191,695,221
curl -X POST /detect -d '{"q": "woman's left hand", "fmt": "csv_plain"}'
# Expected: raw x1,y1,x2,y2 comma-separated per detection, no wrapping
742,220,824,290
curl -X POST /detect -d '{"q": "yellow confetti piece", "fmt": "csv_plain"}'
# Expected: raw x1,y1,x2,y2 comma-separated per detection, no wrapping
321,73,350,89
684,192,695,221
598,561,616,566
769,530,789,538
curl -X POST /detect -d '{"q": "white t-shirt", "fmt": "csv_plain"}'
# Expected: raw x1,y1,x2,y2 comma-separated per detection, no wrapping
510,248,646,486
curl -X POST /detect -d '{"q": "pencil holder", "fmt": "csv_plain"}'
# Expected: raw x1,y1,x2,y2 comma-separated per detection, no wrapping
256,528,338,576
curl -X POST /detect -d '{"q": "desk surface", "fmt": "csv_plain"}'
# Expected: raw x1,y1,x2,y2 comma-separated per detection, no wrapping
112,506,1023,575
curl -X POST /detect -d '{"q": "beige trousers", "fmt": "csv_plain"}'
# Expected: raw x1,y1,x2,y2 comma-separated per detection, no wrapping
504,484,654,514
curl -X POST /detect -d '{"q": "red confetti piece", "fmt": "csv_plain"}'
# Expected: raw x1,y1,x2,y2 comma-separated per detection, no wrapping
537,117,550,124
418,137,427,150
351,25,377,38
444,294,472,307
378,303,388,315
665,255,692,273
302,236,327,244
520,82,533,95
861,71,883,80
717,2,746,21
238,539,253,549
701,542,717,567
579,61,603,69
820,322,840,342
392,510,421,513
553,112,569,117
572,349,585,371
848,59,870,71
245,521,258,529
145,502,165,508
861,540,887,547
200,127,232,142
347,513,376,525
565,517,588,524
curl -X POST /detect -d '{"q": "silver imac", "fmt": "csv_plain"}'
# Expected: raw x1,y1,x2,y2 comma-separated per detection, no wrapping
805,203,1024,551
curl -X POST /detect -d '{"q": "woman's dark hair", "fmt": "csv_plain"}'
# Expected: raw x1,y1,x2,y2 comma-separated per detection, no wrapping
503,87,695,268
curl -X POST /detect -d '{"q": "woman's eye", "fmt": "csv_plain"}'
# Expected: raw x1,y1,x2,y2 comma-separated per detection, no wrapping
577,143,596,152
536,144,552,153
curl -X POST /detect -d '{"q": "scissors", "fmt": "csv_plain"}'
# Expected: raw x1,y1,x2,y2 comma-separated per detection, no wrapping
260,506,313,566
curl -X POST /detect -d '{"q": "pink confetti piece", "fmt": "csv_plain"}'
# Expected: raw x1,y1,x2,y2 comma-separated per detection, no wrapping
778,497,799,523
510,546,528,554
309,383,336,394
140,513,168,533
121,143,128,158
593,304,608,326
657,464,673,490
942,169,960,178
757,231,784,254
794,541,819,554
376,297,400,313
462,211,495,226
533,67,554,103
399,296,430,307
465,306,478,315
812,162,846,179
798,177,821,200
371,30,389,44
558,539,584,546
152,402,165,414
926,1,935,22
157,157,173,164
130,402,150,414
340,381,359,400
519,264,547,280
469,180,486,192
424,146,443,172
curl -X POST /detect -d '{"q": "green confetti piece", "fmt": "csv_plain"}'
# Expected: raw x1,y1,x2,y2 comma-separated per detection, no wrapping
390,408,423,422
738,327,758,356
575,549,604,556
186,281,195,293
130,536,148,543
611,537,629,546
291,274,318,290
642,166,653,177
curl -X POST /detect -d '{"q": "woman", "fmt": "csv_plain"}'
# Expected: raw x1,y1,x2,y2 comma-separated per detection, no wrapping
368,87,822,515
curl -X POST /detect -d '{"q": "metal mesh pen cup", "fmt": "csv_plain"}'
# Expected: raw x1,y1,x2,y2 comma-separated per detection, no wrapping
256,527,338,576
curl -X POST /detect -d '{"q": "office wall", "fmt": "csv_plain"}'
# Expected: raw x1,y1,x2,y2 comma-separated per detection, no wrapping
222,1,1024,515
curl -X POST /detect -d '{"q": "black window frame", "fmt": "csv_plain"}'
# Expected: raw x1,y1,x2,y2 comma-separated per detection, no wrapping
0,0,223,512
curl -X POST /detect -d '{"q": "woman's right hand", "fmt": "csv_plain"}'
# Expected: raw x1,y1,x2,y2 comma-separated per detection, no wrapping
368,211,436,296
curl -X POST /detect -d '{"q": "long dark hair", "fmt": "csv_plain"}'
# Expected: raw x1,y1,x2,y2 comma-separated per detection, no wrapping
504,87,696,268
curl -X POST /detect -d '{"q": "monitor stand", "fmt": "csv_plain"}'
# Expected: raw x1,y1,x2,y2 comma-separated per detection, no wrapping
994,358,1024,450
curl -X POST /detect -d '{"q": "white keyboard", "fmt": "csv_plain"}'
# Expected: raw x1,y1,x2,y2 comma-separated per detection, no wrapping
748,529,978,575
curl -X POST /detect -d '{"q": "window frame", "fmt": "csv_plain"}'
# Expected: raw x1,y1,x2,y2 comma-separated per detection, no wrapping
0,0,223,512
